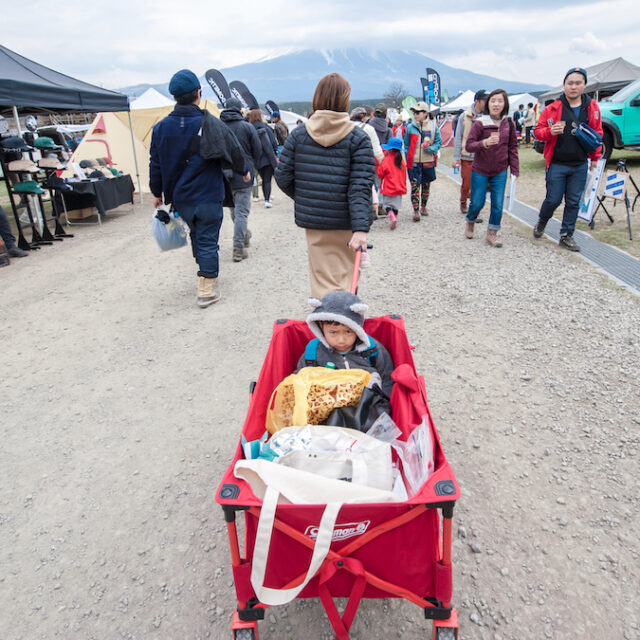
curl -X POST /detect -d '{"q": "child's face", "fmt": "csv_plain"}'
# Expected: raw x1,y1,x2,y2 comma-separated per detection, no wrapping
322,322,357,353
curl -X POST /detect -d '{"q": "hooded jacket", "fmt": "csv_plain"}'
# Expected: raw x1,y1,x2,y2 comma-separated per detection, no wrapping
274,110,375,232
453,105,481,162
368,116,391,145
296,291,395,397
376,152,407,196
534,94,602,168
219,102,262,189
465,115,519,177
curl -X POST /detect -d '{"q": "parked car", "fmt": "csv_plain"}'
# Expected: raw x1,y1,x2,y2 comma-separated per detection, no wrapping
599,79,640,159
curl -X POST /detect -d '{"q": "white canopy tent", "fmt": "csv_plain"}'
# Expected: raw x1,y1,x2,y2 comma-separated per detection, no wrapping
279,109,308,130
507,93,538,118
440,90,475,113
130,88,173,110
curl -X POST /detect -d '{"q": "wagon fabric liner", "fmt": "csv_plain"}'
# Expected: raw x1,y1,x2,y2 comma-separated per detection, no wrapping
217,315,460,639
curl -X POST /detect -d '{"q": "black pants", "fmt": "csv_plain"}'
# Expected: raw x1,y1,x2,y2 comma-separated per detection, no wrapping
258,165,274,201
0,205,17,249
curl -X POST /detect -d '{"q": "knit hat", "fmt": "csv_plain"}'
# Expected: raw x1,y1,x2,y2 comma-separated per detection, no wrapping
224,97,242,111
168,69,201,97
564,67,588,84
306,291,370,352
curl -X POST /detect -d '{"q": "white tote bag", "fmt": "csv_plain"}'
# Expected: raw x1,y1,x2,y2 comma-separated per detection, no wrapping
234,428,401,606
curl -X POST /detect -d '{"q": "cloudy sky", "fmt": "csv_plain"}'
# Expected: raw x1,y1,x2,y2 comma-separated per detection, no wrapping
3,0,639,89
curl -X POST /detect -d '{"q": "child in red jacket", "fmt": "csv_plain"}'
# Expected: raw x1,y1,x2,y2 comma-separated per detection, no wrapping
376,137,407,230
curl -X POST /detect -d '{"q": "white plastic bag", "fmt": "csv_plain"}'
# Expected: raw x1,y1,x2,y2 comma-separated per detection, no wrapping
152,208,187,251
394,416,434,497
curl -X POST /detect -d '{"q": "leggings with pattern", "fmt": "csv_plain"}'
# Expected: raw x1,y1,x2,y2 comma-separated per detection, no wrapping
410,179,430,211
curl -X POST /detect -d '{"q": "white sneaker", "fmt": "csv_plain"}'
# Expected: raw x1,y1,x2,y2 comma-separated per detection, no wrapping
264,200,273,208
252,195,259,202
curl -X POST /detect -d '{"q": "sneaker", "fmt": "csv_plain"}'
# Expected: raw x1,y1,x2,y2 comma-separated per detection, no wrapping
264,200,273,208
244,229,252,248
388,210,397,230
413,211,421,222
533,219,547,238
420,207,428,216
559,235,580,251
233,246,248,262
460,201,468,214
378,205,387,217
474,217,484,224
252,195,259,202
8,246,29,258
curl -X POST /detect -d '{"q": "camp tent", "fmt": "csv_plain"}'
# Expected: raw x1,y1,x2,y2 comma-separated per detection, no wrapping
66,100,221,193
507,93,539,118
130,88,173,110
440,90,475,113
539,57,640,102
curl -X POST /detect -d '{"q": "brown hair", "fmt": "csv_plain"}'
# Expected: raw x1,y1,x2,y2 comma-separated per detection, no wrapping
484,89,509,119
248,108,263,124
312,73,351,113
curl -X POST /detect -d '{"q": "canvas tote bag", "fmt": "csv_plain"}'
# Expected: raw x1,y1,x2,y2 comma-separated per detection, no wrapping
234,427,401,606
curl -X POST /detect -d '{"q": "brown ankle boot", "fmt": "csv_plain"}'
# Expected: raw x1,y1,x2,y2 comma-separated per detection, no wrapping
485,229,503,247
465,221,475,239
197,276,221,307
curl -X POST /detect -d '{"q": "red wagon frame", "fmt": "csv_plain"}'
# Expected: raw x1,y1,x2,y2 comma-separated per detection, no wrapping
216,315,460,640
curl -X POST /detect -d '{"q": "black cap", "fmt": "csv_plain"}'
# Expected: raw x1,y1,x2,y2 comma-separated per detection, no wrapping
1,135,33,151
474,90,489,101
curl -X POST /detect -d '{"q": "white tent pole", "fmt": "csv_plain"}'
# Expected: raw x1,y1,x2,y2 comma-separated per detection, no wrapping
127,110,143,204
12,106,22,135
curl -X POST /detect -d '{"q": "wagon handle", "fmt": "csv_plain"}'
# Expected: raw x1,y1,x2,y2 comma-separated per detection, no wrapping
350,243,373,294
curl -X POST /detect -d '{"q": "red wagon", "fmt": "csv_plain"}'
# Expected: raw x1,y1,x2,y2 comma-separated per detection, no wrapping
216,314,460,639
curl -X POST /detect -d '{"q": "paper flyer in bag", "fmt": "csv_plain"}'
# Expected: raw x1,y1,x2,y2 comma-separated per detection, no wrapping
578,159,606,222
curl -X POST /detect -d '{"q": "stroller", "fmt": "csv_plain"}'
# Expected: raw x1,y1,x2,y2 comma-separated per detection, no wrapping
216,255,460,640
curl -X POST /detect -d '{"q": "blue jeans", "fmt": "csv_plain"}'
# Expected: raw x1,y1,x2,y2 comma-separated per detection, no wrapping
539,161,588,236
466,170,507,230
175,202,223,278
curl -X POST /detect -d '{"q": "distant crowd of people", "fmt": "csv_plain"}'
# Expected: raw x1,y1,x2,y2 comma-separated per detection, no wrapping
147,66,603,307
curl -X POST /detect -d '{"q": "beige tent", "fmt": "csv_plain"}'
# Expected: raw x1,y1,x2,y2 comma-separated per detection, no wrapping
65,100,221,194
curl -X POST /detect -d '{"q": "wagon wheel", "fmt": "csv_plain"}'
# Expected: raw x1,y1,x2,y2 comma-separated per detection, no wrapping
435,627,458,640
234,629,256,640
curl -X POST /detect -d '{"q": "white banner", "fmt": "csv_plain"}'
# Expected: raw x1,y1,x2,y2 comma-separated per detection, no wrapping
578,159,606,223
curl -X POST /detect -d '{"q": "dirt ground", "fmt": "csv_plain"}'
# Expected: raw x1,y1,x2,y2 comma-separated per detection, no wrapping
1,175,639,640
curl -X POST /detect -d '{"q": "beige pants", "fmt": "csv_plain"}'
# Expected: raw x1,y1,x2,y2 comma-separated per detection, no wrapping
305,228,355,298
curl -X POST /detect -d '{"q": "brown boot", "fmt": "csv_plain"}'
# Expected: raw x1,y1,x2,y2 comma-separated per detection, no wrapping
465,221,475,239
485,229,503,247
197,276,221,308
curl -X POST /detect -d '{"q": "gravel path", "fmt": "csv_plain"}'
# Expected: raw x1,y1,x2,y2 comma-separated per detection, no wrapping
1,175,639,640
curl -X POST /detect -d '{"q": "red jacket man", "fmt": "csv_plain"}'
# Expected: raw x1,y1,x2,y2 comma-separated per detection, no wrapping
532,67,602,252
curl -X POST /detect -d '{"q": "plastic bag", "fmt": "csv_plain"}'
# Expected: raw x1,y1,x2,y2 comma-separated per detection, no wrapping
265,367,371,433
394,416,434,497
152,208,187,251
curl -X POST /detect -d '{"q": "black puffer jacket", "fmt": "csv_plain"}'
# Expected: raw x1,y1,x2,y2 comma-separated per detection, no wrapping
275,112,375,232
219,101,261,189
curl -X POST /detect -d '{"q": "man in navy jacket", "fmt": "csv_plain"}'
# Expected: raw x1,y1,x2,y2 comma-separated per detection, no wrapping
150,69,249,307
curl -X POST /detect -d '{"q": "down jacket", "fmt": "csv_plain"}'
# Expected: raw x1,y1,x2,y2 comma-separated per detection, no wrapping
275,110,375,232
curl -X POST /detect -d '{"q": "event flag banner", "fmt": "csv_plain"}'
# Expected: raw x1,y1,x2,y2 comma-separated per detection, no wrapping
265,100,279,117
205,69,232,107
578,159,606,222
603,170,628,200
420,77,429,103
402,95,418,116
230,80,259,110
425,68,441,107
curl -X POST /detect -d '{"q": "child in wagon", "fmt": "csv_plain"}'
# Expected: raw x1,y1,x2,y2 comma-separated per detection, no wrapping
296,291,395,399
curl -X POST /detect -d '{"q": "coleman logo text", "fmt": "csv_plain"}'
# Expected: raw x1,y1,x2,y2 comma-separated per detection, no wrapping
305,520,371,541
